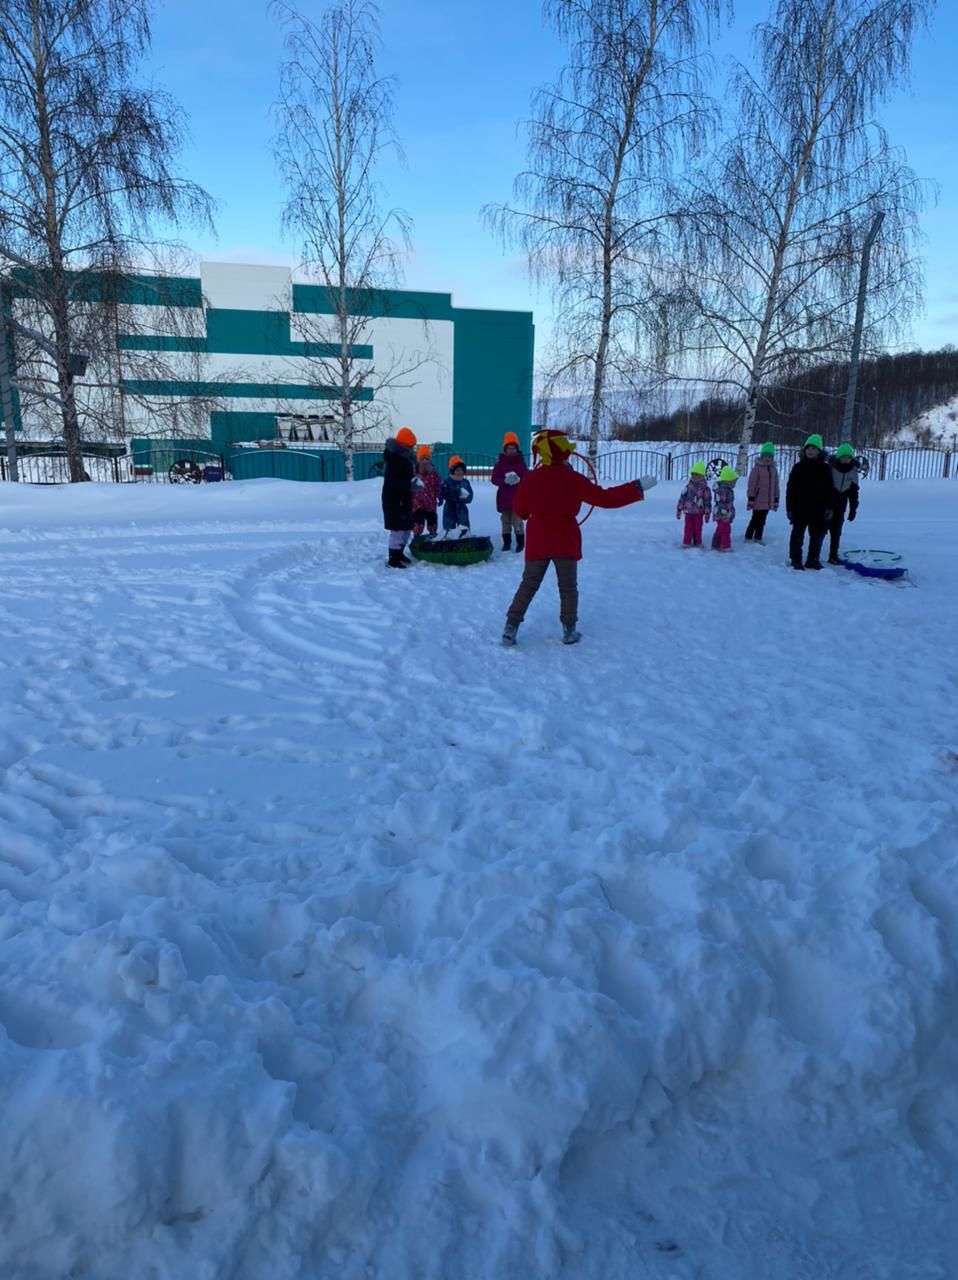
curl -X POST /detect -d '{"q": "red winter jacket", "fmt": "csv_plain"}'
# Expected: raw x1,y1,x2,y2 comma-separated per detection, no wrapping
512,464,642,560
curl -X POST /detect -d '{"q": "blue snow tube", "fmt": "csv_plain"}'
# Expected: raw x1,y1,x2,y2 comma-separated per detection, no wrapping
841,549,907,581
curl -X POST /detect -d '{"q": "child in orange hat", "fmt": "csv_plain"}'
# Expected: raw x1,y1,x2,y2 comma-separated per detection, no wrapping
491,432,528,551
382,427,417,567
440,457,473,533
411,445,441,537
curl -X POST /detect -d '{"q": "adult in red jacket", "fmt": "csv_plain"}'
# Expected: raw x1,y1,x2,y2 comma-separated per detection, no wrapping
502,430,656,646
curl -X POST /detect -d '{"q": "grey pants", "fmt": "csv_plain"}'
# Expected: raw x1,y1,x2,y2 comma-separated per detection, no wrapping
500,510,524,537
507,557,578,627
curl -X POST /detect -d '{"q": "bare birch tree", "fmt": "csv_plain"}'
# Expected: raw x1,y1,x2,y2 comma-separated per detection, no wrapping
273,0,427,481
0,0,213,481
485,0,724,462
680,0,933,472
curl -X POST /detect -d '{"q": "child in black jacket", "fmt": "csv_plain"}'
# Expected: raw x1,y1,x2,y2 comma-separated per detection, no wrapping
382,427,417,567
786,434,833,570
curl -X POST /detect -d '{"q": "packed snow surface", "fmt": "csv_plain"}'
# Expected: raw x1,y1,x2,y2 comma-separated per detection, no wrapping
1,476,957,1280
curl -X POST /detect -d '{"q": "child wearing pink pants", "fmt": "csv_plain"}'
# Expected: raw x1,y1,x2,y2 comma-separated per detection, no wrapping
711,466,738,552
675,462,711,547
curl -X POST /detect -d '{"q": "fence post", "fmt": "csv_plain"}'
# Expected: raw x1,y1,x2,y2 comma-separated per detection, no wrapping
945,451,952,480
666,454,672,481
879,452,887,481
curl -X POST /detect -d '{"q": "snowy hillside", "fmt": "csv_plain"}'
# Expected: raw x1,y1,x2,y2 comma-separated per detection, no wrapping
893,392,958,446
1,476,957,1279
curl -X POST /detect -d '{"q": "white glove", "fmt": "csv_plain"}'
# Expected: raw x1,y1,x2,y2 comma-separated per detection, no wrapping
505,471,520,485
459,485,470,500
412,476,425,490
638,475,658,492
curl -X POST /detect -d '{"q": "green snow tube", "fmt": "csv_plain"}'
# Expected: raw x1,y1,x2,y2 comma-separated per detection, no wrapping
410,534,493,566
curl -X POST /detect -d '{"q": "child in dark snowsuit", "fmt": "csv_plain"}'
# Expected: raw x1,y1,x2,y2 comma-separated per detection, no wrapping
382,427,418,568
786,434,834,570
502,430,656,646
826,443,860,564
491,432,528,551
411,445,442,537
675,460,711,546
711,467,738,551
744,442,780,542
440,458,474,532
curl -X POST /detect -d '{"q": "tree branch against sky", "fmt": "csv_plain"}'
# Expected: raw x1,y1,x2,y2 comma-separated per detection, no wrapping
272,0,431,480
485,0,727,460
0,0,213,480
678,0,935,470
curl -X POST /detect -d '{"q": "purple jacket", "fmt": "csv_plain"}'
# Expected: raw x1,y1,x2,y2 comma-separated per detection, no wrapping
676,475,712,518
491,452,529,512
746,460,780,512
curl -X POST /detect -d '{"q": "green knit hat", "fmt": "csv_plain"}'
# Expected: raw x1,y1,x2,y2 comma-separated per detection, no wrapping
760,441,775,456
718,466,738,483
835,442,855,459
804,434,824,451
690,460,707,476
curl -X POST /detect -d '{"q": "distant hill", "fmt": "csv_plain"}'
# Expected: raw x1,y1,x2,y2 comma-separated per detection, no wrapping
540,349,958,448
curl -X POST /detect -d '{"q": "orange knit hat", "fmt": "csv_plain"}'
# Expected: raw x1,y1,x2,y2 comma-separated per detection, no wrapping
395,426,416,448
503,431,520,448
448,454,465,471
416,444,432,460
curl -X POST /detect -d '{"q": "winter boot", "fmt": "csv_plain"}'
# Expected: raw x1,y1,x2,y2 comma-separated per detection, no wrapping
805,559,823,570
515,533,524,553
502,619,519,647
562,624,582,645
828,555,842,566
790,559,805,571
387,550,408,569
502,534,512,551
400,550,412,564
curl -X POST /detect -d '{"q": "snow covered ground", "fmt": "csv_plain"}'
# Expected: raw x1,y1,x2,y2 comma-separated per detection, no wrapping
2,475,957,1280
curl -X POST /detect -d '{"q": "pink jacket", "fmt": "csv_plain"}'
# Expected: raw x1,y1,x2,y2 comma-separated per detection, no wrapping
411,466,442,512
747,460,780,511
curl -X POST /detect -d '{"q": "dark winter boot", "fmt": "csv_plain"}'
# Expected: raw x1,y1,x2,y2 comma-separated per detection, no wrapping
387,550,408,569
515,533,525,553
502,534,512,551
828,555,842,566
400,550,412,564
805,559,823,570
790,560,805,571
502,619,519,647
562,624,582,645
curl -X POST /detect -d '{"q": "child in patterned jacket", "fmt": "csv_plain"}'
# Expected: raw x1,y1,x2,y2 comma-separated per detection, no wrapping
411,445,442,537
675,461,711,547
711,466,738,551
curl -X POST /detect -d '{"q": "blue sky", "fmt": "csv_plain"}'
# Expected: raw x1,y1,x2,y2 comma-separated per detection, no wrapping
146,0,956,353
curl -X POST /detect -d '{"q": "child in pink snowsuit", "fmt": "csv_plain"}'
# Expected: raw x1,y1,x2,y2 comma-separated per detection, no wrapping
675,462,711,547
411,446,442,536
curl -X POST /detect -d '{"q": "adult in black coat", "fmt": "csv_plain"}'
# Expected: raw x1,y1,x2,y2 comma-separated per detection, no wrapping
786,434,834,570
382,427,417,567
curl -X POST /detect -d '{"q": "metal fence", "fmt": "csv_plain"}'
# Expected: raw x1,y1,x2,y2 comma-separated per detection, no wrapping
0,451,125,483
4,442,958,485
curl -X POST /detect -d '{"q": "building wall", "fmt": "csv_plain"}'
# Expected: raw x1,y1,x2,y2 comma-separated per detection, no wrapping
117,264,532,455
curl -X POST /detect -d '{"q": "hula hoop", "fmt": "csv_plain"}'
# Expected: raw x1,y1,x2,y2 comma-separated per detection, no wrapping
531,438,598,525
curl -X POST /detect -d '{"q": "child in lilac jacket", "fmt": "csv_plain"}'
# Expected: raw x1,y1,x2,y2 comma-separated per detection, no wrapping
676,462,711,547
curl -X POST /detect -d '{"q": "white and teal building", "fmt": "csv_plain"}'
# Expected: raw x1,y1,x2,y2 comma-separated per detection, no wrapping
4,261,535,478
114,263,535,472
